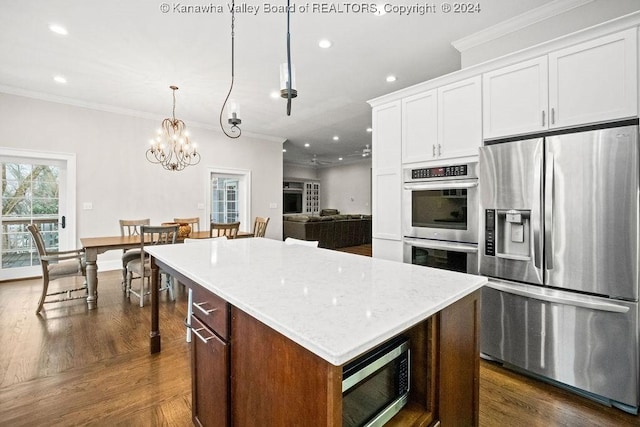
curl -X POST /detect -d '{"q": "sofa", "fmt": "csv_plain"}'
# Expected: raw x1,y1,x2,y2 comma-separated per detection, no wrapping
283,210,372,249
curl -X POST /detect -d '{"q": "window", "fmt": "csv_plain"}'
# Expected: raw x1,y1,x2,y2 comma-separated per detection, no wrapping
211,177,239,223
2,162,60,268
0,148,75,281
208,168,251,231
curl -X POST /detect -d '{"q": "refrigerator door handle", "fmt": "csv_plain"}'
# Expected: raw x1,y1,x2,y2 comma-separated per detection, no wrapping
486,280,630,313
532,144,543,269
544,153,554,270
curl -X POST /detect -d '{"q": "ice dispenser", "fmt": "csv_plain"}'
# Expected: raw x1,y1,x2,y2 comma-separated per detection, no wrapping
484,209,531,261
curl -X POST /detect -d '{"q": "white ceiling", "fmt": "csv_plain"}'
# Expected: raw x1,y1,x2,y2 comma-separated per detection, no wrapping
0,0,553,166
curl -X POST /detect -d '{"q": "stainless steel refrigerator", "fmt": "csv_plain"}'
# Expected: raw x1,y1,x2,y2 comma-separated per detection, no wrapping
479,121,640,413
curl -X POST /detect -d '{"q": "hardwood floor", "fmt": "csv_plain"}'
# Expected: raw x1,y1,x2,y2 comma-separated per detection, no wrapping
0,245,638,426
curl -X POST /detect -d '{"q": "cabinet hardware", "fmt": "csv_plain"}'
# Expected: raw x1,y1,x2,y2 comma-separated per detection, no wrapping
438,144,442,156
432,145,436,157
551,108,555,125
193,302,217,316
542,110,546,127
192,327,215,343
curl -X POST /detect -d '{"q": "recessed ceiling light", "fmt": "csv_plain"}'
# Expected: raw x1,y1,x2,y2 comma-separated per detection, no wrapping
333,136,339,141
270,91,280,99
49,24,68,35
304,143,310,147
282,148,287,152
366,127,373,133
386,75,397,83
53,75,67,84
338,157,343,161
318,39,332,49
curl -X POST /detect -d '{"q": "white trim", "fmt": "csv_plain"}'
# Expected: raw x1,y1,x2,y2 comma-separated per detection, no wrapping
451,0,595,53
205,167,252,233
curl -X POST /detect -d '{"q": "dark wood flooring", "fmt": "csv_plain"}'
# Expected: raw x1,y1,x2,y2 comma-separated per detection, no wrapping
0,243,638,426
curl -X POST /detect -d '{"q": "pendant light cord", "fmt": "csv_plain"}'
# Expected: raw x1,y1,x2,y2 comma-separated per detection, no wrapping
286,0,292,116
220,0,241,138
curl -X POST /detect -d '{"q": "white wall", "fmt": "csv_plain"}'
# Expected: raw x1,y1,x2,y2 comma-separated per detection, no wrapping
460,0,640,67
0,93,283,269
317,160,371,215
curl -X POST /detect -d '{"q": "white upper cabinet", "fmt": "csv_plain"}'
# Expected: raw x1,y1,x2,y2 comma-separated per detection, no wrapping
402,90,437,163
549,28,637,129
437,76,482,160
483,57,549,139
483,28,638,139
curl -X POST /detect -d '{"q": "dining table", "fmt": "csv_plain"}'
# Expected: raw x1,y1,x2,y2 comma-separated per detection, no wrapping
79,230,253,309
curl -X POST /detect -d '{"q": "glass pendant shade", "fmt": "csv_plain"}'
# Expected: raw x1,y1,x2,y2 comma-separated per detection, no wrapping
280,63,297,98
228,99,241,125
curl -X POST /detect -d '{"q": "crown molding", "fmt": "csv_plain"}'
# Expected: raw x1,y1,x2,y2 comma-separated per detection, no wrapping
451,0,594,53
0,85,286,144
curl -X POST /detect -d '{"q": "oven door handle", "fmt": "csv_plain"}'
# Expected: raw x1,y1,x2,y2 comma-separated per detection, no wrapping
403,180,478,191
403,237,478,253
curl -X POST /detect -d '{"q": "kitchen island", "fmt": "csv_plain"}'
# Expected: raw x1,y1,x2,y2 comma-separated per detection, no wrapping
147,238,486,426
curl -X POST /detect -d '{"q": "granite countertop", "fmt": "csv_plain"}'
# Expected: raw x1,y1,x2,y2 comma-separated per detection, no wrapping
146,238,486,365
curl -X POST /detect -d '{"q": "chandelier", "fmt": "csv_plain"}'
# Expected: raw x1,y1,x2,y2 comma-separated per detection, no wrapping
146,85,201,171
220,0,242,138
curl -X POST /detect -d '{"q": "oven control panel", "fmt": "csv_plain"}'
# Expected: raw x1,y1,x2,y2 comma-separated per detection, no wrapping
411,164,468,179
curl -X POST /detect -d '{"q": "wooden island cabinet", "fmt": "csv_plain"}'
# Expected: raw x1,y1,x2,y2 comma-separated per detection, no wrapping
147,238,485,427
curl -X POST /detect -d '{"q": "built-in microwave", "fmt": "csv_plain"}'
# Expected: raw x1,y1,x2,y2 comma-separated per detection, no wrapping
403,163,478,244
342,337,410,427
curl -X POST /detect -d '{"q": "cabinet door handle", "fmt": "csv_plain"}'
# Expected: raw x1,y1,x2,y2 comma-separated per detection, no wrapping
193,301,217,316
542,110,546,127
437,144,442,156
551,108,555,125
192,327,215,343
432,144,436,157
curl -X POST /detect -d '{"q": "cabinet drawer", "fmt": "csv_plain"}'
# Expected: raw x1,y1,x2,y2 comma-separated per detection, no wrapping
191,286,229,340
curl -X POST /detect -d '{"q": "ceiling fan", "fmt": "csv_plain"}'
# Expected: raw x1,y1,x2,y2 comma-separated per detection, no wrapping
309,154,331,166
345,144,372,159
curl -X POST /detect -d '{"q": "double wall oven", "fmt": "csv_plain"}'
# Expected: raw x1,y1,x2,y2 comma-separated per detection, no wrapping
402,163,479,274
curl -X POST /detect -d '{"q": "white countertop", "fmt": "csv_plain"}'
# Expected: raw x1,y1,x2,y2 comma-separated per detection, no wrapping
146,238,486,365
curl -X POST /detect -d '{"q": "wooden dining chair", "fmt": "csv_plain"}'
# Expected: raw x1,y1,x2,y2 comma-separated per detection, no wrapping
173,217,200,233
119,219,150,288
27,224,87,314
210,221,240,239
252,216,270,237
125,224,178,307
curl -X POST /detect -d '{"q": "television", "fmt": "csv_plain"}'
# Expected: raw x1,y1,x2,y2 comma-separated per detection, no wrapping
283,192,302,214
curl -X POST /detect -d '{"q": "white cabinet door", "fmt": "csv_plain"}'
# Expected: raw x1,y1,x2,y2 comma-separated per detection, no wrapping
438,76,482,160
402,90,437,163
549,28,637,128
372,101,402,241
483,56,549,139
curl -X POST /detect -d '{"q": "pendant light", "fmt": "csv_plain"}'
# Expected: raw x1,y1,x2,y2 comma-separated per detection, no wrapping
220,0,242,138
280,0,297,116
